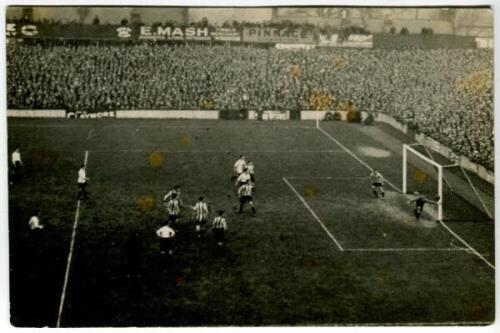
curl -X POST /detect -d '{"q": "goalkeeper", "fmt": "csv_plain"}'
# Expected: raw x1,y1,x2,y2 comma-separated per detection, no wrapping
370,169,385,199
407,192,440,221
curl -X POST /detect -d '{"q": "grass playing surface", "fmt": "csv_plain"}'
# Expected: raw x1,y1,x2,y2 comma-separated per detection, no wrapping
8,119,495,327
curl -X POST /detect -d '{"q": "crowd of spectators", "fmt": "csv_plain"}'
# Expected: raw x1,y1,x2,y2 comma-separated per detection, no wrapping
7,42,493,169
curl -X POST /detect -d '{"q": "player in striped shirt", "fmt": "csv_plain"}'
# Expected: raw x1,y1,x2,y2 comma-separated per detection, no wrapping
165,193,181,228
192,196,209,238
238,181,256,215
212,210,227,246
370,169,385,199
163,185,182,204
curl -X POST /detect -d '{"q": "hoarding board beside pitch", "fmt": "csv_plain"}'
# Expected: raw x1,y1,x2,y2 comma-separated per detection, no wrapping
318,34,373,48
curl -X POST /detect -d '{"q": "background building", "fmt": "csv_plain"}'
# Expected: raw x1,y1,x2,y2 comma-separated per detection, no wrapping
6,6,492,36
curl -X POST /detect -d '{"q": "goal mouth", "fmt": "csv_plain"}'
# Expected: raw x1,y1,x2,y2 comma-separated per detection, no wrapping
403,143,493,223
403,144,443,221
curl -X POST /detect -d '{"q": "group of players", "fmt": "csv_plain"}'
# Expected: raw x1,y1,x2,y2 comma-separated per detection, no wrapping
370,168,439,220
11,147,257,257
12,147,438,256
156,155,256,256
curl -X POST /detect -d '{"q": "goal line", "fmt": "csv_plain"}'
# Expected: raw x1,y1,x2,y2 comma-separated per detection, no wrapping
282,177,475,255
314,121,494,270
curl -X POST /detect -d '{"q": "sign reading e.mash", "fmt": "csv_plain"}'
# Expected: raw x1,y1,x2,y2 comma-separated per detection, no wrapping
138,26,210,41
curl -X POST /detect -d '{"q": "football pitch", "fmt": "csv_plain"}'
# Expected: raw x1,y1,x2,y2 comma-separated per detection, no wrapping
8,118,495,327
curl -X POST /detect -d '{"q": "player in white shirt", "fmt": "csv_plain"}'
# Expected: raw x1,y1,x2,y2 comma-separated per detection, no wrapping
235,168,251,187
12,148,22,168
247,160,255,182
212,210,227,246
156,224,175,256
11,148,23,184
193,196,209,238
77,164,89,200
28,212,44,230
370,169,385,199
233,155,246,179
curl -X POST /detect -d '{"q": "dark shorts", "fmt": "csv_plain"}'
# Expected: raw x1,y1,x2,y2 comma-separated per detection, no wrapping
160,238,173,252
372,182,383,187
78,182,87,189
214,228,224,242
167,214,179,224
195,219,207,226
240,196,252,204
250,174,255,182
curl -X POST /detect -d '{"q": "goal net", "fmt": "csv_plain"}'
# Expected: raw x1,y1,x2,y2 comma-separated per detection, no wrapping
403,144,443,220
403,144,493,222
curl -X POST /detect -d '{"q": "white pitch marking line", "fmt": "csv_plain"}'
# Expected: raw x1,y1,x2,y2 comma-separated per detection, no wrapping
346,247,466,252
8,124,318,130
86,129,95,140
89,149,346,154
282,177,344,251
316,125,495,271
285,176,370,180
56,150,89,327
317,126,402,193
439,221,495,269
331,321,492,326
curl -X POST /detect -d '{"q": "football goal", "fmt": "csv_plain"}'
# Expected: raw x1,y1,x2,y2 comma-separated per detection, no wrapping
403,143,493,222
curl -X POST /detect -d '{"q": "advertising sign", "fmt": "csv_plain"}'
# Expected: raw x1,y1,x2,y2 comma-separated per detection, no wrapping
275,43,316,50
475,37,493,49
318,34,373,48
212,28,241,41
242,28,314,44
6,23,38,37
138,26,210,41
262,110,290,120
66,110,116,119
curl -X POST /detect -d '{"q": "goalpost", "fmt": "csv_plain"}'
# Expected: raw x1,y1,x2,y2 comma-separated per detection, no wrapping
403,144,444,221
403,143,493,222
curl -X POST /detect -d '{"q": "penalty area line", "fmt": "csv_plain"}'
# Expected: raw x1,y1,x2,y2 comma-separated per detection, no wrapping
316,126,401,192
345,247,466,252
316,125,494,271
56,150,89,327
282,177,344,251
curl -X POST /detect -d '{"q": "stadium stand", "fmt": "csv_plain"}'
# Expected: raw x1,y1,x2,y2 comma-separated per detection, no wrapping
7,42,493,170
